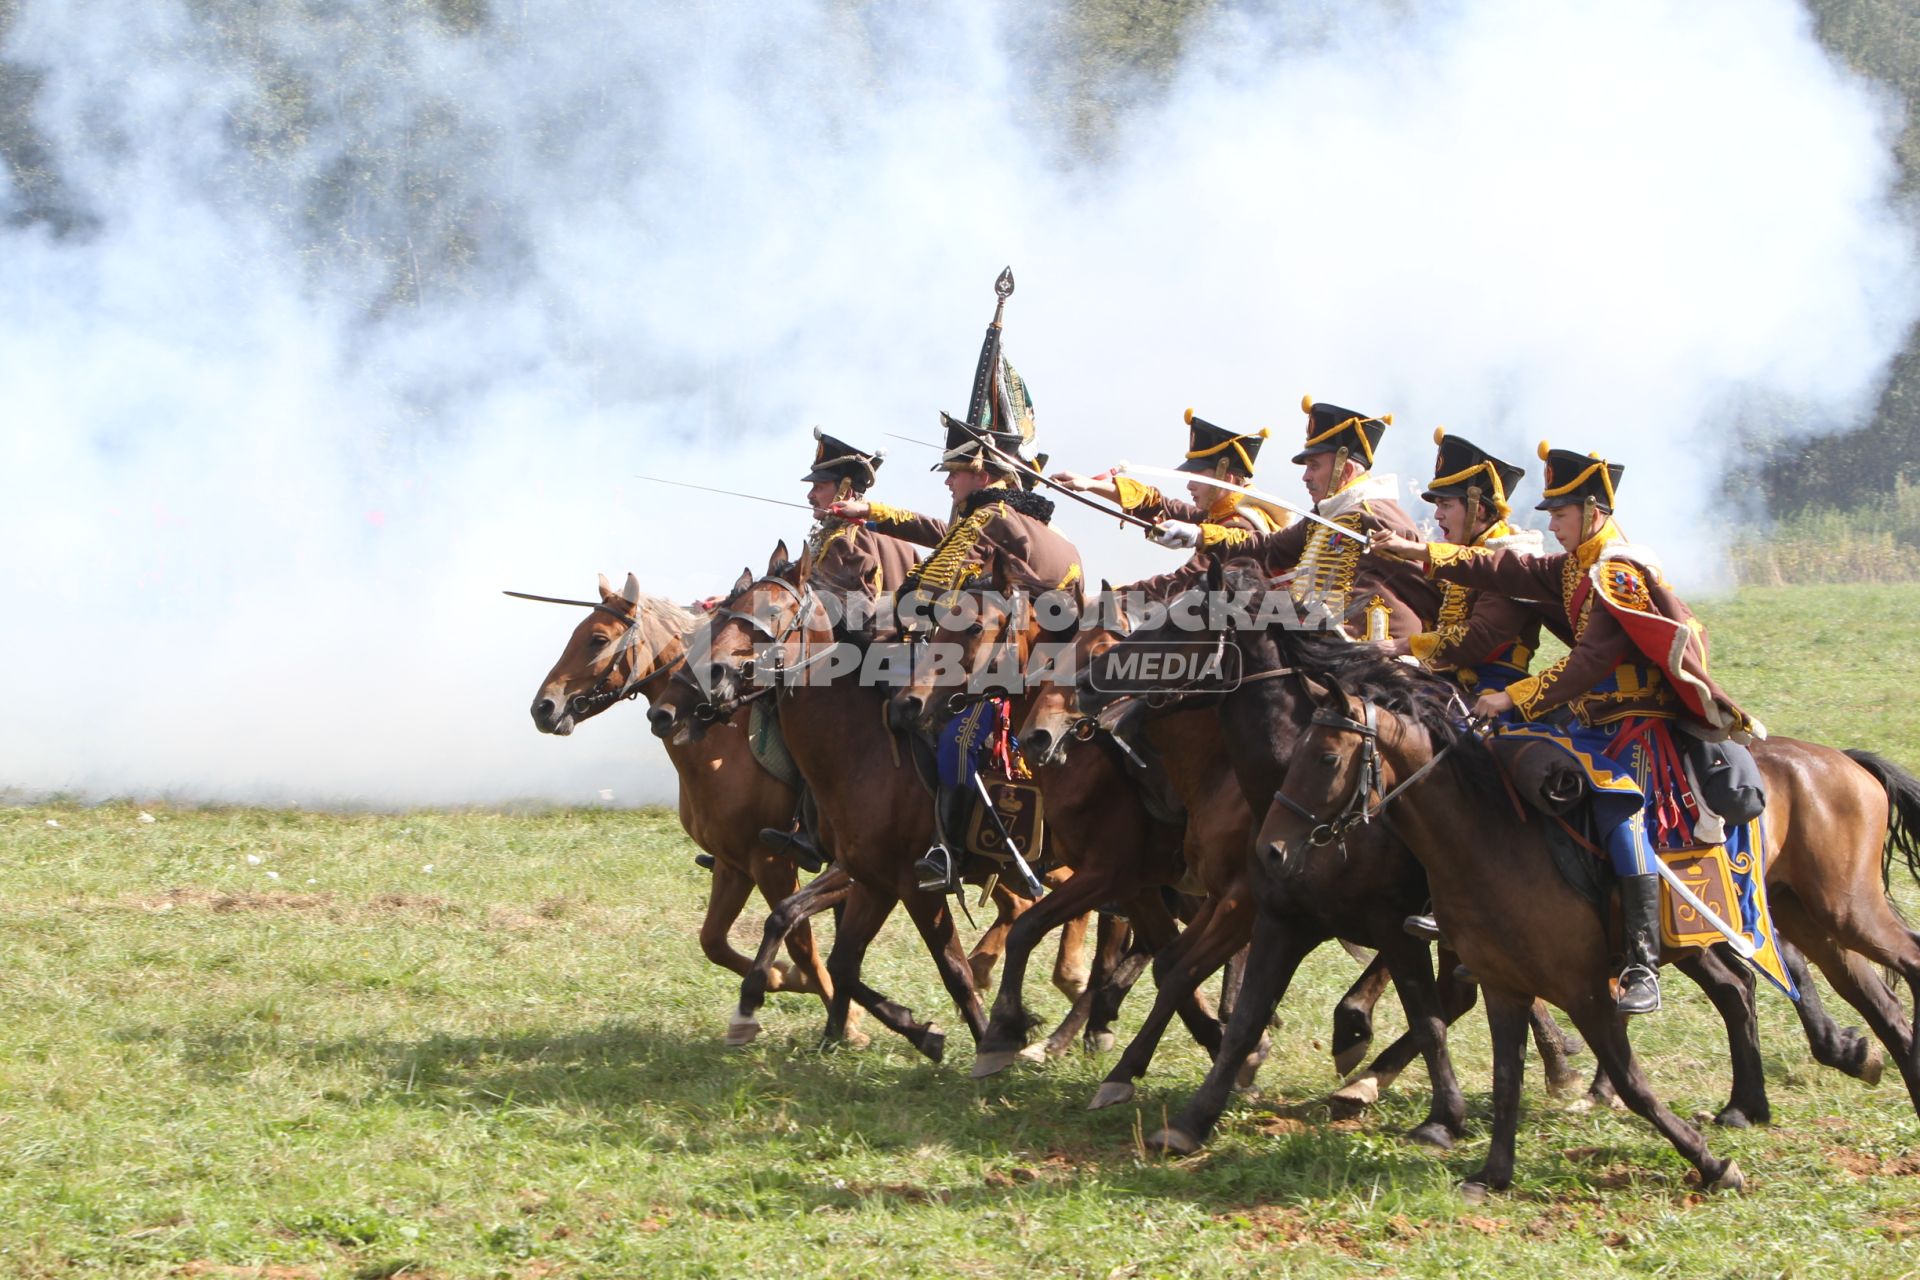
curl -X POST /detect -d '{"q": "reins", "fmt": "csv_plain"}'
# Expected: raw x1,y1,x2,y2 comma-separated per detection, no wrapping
1271,699,1467,849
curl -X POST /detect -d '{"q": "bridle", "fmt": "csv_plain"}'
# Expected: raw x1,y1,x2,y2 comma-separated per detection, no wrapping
567,599,686,720
1269,698,1464,849
677,572,834,722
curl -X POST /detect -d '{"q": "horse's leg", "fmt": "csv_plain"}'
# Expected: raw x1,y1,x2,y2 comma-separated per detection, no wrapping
1781,938,1883,1083
1458,987,1532,1199
1673,945,1768,1127
1053,911,1094,1003
1380,931,1468,1148
697,860,759,979
1331,950,1392,1077
1090,891,1258,1110
976,866,1130,1076
1557,999,1743,1194
1333,944,1471,1104
731,865,850,1046
1774,894,1920,1112
1528,1000,1588,1099
1148,911,1321,1153
1084,911,1145,1053
823,882,950,1059
968,884,1024,994
750,852,861,1040
1218,943,1248,1027
901,889,989,1052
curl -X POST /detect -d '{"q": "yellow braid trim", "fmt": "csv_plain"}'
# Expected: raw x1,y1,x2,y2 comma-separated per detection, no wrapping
1113,476,1157,511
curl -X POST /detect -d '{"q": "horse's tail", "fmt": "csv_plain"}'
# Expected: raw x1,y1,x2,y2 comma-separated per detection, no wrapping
1844,749,1920,892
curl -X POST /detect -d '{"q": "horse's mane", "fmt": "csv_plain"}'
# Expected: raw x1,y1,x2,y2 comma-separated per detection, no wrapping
1263,621,1507,806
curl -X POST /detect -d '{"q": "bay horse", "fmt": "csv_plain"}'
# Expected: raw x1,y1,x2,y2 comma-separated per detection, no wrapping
645,545,1094,1060
1226,625,1920,1194
888,586,1252,1084
527,570,840,1028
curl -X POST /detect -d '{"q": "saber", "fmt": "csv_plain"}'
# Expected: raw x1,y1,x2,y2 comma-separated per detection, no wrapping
1114,461,1364,545
634,474,814,511
887,431,1158,532
1651,858,1756,960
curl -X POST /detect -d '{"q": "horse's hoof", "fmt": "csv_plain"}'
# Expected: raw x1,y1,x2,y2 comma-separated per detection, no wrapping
1545,1070,1586,1100
1406,1122,1455,1151
1457,1180,1491,1204
1711,1107,1756,1130
1331,1041,1369,1078
970,1049,1021,1079
1329,1069,1397,1107
918,1025,946,1064
1860,1042,1885,1087
1706,1160,1746,1195
1018,1041,1051,1065
844,1027,871,1050
1086,1031,1117,1055
1088,1080,1135,1111
1144,1127,1200,1158
724,1012,762,1048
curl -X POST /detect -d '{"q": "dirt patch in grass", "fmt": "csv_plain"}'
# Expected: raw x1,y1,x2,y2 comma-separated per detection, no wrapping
1829,1147,1920,1177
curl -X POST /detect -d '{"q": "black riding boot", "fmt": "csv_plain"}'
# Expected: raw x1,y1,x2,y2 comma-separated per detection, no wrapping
759,784,827,872
1616,873,1663,1015
913,782,974,893
1403,905,1442,943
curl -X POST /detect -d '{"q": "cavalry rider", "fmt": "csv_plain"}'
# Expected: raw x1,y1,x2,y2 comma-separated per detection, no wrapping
830,273,1083,895
1051,407,1288,596
751,428,922,872
1372,444,1765,1015
1391,429,1546,942
1152,396,1438,641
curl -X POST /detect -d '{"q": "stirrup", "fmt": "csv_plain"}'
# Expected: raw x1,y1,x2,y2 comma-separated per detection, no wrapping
1403,913,1442,942
914,844,960,894
693,852,716,871
1616,964,1662,1015
757,826,826,873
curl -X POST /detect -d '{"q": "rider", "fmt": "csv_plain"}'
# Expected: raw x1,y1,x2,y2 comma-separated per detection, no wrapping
1051,407,1288,597
1371,443,1765,1015
1150,395,1438,641
751,428,922,872
1390,428,1546,942
833,402,1083,894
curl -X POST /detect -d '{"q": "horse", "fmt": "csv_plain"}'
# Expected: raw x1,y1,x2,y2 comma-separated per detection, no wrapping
527,570,840,1030
1227,621,1920,1194
887,584,1253,1083
645,544,1095,1061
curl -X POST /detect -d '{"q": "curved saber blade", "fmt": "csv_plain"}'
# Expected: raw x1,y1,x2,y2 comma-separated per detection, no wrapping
1114,461,1364,545
1652,857,1756,960
634,474,813,510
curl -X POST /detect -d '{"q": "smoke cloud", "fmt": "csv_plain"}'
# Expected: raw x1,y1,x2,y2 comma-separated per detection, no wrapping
1,0,1912,806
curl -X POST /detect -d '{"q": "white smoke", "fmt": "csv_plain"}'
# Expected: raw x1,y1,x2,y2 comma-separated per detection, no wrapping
0,0,1911,806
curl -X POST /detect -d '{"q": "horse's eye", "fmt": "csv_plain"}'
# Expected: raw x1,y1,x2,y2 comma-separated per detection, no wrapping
1319,752,1338,766
587,634,607,649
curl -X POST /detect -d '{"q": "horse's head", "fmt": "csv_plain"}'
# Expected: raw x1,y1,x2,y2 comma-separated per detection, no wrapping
1078,557,1253,727
648,540,809,744
1254,673,1377,863
1019,581,1127,770
888,588,1022,735
530,571,688,735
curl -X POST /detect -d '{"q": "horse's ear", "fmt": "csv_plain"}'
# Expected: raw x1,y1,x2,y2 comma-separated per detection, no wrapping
597,572,615,600
1301,673,1344,709
767,540,790,574
732,566,753,596
620,572,641,605
1205,555,1224,594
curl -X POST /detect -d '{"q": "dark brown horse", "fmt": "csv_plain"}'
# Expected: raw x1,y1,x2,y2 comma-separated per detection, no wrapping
646,546,1092,1060
1230,631,1920,1194
528,571,840,1029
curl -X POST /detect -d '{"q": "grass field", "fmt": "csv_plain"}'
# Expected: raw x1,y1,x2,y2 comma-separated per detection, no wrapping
5,585,1920,1278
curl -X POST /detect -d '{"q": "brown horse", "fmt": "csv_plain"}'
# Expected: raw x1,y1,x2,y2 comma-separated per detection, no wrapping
527,570,839,1028
889,588,1241,1082
646,546,1087,1060
1230,632,1920,1194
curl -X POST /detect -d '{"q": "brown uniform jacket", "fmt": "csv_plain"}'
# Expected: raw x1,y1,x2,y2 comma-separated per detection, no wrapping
867,483,1085,605
1407,522,1560,685
1110,481,1285,603
1427,520,1758,737
1199,474,1440,641
799,516,920,598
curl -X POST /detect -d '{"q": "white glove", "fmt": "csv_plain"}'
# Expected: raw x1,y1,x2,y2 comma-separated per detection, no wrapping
1148,520,1200,550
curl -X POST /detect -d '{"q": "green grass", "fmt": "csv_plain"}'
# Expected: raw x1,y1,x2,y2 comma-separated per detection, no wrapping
5,586,1920,1278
